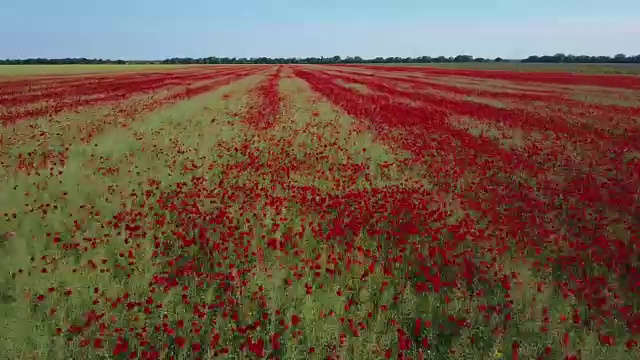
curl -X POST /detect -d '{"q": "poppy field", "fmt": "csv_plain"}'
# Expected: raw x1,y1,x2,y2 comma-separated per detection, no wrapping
1,64,640,359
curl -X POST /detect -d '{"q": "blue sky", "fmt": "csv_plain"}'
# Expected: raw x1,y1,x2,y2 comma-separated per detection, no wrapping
1,0,639,59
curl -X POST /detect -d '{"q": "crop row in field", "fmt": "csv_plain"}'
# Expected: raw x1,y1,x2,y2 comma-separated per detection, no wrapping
1,64,639,359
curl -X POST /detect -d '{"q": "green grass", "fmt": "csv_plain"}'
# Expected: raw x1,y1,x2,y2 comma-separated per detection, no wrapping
5,63,640,77
0,64,205,77
367,62,640,75
0,75,261,358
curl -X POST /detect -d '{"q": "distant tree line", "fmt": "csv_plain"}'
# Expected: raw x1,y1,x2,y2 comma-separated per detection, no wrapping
0,58,129,65
160,55,504,64
521,53,640,63
2,53,640,65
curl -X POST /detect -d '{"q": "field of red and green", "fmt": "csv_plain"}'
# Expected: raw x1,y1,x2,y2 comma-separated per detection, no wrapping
1,63,640,359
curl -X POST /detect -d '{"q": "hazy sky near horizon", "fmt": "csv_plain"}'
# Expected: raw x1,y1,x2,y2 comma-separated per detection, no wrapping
1,0,639,59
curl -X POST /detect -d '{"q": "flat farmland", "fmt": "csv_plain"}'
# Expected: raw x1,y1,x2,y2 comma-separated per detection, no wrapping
0,64,210,77
1,64,640,359
370,62,640,75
